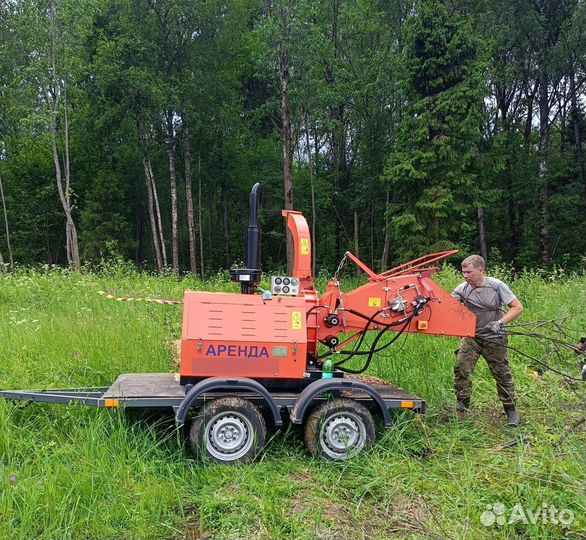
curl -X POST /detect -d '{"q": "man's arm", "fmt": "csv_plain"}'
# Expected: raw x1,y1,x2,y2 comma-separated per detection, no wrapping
499,298,523,325
451,283,465,301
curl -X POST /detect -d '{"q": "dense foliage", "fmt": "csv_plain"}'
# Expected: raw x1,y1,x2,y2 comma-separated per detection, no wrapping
0,0,585,274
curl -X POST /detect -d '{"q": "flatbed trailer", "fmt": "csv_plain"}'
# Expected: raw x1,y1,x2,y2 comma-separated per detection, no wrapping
0,373,425,462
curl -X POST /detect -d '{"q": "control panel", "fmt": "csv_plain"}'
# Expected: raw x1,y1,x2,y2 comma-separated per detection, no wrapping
271,276,300,296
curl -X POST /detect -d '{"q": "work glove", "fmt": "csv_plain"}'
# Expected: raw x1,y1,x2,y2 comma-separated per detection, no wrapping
483,320,506,339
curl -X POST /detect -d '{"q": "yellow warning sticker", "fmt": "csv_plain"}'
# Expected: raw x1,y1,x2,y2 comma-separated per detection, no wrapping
300,238,310,256
368,297,382,308
292,311,303,330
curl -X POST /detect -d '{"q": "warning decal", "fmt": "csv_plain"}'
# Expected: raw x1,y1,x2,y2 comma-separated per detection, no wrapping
292,311,303,330
300,238,310,256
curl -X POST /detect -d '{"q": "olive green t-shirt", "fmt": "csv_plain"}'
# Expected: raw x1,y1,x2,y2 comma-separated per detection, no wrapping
452,277,517,333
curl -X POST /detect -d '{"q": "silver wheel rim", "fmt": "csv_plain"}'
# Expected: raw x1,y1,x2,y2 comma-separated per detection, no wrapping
205,411,254,462
319,411,366,460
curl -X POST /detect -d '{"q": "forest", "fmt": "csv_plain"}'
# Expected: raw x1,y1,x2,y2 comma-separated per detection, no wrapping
0,0,585,276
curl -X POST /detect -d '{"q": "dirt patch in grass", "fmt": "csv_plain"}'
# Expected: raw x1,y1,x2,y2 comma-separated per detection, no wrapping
288,478,436,540
289,469,318,486
171,339,181,366
287,480,357,539
365,492,436,539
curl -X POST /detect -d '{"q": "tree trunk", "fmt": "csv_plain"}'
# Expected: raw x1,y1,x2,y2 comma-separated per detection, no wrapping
62,83,80,270
47,23,80,271
524,84,536,146
538,73,549,266
278,0,294,274
0,172,14,272
142,153,163,271
381,184,390,271
198,152,205,278
327,1,344,261
477,206,488,263
49,122,80,270
569,71,586,232
222,189,230,269
353,210,360,259
182,112,197,275
165,109,179,274
220,153,230,269
305,117,316,277
134,189,143,264
148,157,167,268
138,124,164,271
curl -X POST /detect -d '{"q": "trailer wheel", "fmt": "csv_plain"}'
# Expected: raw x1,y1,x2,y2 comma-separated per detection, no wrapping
304,398,376,460
189,397,266,464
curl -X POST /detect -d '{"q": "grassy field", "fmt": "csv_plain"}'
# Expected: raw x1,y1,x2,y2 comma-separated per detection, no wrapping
0,264,584,539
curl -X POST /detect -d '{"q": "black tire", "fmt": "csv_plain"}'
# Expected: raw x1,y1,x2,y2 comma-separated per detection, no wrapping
189,397,267,464
304,398,376,460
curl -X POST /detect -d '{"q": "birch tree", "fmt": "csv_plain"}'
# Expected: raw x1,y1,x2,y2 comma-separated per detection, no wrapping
13,0,94,269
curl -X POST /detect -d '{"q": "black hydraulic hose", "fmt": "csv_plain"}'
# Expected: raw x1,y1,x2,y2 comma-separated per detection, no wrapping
316,307,387,360
339,310,419,356
305,305,331,319
316,299,426,364
337,319,412,374
316,307,413,361
345,307,416,328
337,329,390,373
333,327,388,367
336,314,415,368
335,325,402,367
345,307,417,352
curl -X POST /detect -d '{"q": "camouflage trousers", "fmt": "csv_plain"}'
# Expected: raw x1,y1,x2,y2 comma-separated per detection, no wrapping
454,336,517,409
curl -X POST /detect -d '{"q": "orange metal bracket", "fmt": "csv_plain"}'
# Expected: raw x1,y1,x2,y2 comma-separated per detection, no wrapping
379,250,459,278
343,251,455,282
345,252,378,279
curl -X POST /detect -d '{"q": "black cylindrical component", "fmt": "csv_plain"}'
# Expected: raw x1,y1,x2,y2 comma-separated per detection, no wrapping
324,314,340,328
245,182,261,272
321,335,340,348
230,183,262,294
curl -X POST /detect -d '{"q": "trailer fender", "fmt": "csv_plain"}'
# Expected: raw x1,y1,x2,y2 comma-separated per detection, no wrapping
289,379,392,427
175,377,283,426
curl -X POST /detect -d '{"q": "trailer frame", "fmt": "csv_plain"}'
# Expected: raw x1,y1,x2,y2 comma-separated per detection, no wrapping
0,373,426,420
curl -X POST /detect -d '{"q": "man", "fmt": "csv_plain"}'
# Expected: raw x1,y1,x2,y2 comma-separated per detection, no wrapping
452,255,524,426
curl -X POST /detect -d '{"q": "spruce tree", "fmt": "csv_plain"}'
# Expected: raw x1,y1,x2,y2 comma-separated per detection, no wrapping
383,0,487,261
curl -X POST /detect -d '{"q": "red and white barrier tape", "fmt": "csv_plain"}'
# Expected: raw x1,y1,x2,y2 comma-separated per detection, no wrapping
98,291,183,305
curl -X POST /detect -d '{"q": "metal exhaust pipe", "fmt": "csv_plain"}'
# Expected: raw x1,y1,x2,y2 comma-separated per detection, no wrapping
230,183,262,294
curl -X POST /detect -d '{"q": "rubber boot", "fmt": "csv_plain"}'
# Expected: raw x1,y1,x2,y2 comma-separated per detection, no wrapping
504,407,520,427
454,398,470,417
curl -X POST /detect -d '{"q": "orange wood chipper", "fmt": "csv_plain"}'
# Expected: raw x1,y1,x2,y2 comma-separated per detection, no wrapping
0,183,476,463
181,183,475,387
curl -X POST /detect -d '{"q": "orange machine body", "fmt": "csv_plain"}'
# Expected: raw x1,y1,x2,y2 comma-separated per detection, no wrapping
179,207,476,385
180,291,310,381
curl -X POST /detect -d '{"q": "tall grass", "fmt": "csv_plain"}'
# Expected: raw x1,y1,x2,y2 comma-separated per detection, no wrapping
0,265,584,539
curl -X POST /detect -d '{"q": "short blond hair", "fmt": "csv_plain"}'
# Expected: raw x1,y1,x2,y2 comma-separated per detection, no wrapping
462,255,485,269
